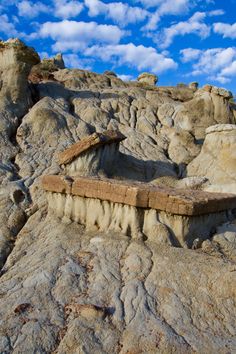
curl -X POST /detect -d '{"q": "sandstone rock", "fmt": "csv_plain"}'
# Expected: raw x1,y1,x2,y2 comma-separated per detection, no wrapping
211,86,233,99
137,72,158,86
188,82,198,90
42,174,236,216
104,70,117,77
29,53,65,83
174,88,235,139
0,39,40,160
166,128,201,165
188,124,236,193
59,130,126,165
0,38,236,354
202,84,212,92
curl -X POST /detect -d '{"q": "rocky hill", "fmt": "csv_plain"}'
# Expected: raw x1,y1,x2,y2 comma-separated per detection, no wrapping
0,39,236,354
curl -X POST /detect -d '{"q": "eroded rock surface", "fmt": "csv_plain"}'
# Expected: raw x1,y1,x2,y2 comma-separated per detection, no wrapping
0,39,236,353
188,124,236,193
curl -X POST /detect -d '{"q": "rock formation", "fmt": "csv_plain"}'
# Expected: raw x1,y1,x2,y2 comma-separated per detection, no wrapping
42,173,236,247
137,72,158,86
188,124,236,193
58,130,126,177
0,39,236,354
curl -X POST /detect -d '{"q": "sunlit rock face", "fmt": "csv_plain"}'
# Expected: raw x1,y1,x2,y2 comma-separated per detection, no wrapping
188,124,236,193
137,72,158,86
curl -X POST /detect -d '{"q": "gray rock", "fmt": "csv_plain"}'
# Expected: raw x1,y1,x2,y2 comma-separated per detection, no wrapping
0,38,236,354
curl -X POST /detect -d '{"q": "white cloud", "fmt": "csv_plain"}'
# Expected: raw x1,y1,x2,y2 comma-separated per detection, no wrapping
0,14,20,36
208,9,225,17
85,43,177,73
213,22,236,39
180,48,202,62
181,47,236,84
17,0,83,19
63,53,93,69
157,12,210,48
39,51,50,59
118,74,134,81
54,0,84,19
143,0,191,31
134,0,168,9
17,1,49,18
39,20,125,52
221,60,236,76
84,0,148,27
193,47,236,73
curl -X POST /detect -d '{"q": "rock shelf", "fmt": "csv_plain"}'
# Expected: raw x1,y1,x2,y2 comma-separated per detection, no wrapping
59,130,126,166
42,175,236,247
42,175,236,216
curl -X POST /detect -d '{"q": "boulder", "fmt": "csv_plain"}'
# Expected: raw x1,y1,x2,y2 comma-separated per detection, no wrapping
137,72,158,86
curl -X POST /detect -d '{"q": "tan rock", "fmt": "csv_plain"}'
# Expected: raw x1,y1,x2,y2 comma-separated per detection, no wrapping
58,130,126,165
188,124,236,193
137,72,158,86
188,82,198,90
42,175,236,216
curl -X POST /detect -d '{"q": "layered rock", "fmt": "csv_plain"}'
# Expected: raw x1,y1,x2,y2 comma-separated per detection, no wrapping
0,39,236,354
42,175,236,247
59,130,126,177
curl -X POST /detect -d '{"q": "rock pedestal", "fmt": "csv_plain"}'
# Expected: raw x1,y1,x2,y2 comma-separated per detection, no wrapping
58,130,126,177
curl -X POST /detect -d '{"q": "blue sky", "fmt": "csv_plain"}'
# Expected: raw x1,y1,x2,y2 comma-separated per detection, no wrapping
0,0,235,92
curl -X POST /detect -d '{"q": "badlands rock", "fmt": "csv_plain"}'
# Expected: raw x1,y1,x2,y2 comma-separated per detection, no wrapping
188,124,236,193
59,130,126,177
137,72,158,86
29,53,65,83
0,39,236,353
42,175,236,247
0,39,40,161
188,81,198,90
174,87,235,139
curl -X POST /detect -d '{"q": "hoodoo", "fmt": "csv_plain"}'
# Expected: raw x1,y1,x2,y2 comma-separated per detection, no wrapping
42,131,236,247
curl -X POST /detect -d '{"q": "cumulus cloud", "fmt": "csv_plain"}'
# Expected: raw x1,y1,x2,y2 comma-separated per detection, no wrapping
135,0,170,9
208,9,225,17
213,22,236,39
143,0,191,31
181,46,236,84
0,14,20,36
157,12,210,48
63,53,93,69
53,0,84,19
84,0,148,27
118,74,134,81
17,1,49,18
39,20,125,52
180,48,202,62
221,60,236,76
17,0,84,19
85,43,177,73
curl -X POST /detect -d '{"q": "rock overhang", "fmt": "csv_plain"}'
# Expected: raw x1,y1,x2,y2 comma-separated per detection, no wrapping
58,130,126,166
41,175,236,217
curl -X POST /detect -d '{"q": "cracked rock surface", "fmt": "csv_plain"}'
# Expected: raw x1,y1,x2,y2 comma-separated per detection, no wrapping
0,39,236,353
